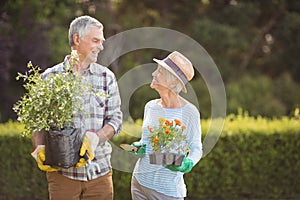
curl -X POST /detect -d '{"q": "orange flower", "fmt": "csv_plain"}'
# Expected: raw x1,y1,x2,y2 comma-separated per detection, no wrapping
174,119,181,126
158,118,165,125
165,120,172,126
148,125,153,132
148,118,188,153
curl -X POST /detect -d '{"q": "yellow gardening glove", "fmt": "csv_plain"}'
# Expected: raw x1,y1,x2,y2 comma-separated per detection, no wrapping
76,131,99,168
31,145,59,172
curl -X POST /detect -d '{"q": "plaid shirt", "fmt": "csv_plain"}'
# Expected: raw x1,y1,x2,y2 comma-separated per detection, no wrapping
43,56,122,181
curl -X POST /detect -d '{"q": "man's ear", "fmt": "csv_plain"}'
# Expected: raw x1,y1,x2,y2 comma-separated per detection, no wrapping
73,33,80,46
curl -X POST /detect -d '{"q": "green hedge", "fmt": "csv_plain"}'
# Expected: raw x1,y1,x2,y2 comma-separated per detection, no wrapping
0,115,299,200
0,122,48,200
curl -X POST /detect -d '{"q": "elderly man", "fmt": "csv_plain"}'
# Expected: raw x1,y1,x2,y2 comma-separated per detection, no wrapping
32,15,122,200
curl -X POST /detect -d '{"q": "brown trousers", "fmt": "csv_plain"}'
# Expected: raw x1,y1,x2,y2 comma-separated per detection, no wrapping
46,170,113,200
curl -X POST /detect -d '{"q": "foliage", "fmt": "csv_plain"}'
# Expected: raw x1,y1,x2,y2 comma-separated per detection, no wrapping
148,118,188,153
1,115,300,199
272,72,300,113
0,132,48,199
1,0,300,122
226,74,300,117
12,60,82,136
13,52,108,136
186,112,300,200
0,120,25,136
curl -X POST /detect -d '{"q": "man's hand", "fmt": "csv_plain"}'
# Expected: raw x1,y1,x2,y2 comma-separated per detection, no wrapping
166,157,194,173
77,131,99,168
31,145,59,172
131,141,146,158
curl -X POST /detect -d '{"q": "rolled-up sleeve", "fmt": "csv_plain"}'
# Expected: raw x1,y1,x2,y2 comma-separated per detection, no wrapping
104,73,122,135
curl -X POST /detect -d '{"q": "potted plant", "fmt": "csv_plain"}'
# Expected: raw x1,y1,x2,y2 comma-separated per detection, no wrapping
13,51,108,168
148,118,189,166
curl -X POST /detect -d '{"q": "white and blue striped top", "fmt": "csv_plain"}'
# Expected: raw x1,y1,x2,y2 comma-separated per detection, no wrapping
133,99,202,198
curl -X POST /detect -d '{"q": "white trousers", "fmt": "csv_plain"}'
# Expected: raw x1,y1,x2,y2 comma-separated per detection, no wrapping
131,176,184,200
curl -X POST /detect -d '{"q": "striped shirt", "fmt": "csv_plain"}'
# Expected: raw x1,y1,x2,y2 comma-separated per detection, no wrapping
133,99,202,198
42,56,122,181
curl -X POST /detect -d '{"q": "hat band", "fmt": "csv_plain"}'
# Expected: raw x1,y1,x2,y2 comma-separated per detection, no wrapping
163,58,188,85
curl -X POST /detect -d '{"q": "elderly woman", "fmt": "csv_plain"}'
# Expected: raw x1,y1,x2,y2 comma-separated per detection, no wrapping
131,51,203,199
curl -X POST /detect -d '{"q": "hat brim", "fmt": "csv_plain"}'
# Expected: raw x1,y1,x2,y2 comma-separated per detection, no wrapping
153,58,187,93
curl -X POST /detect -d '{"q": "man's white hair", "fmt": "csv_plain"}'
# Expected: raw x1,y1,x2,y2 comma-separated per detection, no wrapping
68,15,103,46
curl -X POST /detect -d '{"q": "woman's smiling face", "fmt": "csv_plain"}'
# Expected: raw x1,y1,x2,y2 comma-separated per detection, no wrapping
150,65,170,91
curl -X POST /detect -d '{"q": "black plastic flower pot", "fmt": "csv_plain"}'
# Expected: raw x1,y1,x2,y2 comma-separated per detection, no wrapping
44,128,82,168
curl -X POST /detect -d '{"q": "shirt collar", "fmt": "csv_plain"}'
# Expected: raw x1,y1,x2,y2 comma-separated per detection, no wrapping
63,55,96,74
89,63,96,74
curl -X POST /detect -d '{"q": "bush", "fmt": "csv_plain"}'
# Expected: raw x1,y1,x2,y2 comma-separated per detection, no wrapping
226,75,287,117
186,114,300,199
0,116,299,200
128,73,300,120
0,122,48,200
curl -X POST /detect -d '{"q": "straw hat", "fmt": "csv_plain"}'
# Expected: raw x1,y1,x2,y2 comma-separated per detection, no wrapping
153,51,194,93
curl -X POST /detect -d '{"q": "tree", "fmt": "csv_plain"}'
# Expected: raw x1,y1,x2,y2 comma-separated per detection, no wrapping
1,0,300,121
